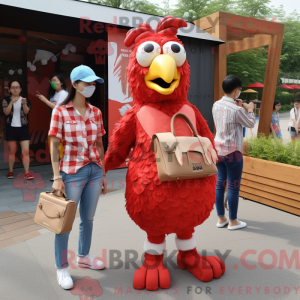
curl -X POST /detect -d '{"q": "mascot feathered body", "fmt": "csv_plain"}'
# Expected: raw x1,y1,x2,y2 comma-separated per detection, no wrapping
104,16,225,291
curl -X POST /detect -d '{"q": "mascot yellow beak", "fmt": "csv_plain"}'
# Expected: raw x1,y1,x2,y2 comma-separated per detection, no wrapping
144,54,181,95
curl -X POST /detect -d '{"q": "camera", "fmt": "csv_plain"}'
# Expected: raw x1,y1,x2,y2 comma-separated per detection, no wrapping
242,100,250,104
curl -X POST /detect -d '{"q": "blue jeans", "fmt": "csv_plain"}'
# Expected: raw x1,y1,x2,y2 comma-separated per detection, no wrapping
215,151,243,220
289,126,297,137
55,162,103,268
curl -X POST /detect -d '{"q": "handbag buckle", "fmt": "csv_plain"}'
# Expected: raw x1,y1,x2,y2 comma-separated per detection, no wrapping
57,212,61,218
38,203,42,209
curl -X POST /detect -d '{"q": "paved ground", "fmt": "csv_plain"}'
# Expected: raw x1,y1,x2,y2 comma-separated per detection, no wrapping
0,165,299,300
0,165,126,249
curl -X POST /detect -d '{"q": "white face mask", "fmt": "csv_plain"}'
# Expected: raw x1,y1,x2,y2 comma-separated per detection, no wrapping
78,84,95,98
236,90,241,99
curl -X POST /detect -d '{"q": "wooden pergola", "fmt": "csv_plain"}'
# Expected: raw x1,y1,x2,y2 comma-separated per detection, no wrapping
194,12,285,137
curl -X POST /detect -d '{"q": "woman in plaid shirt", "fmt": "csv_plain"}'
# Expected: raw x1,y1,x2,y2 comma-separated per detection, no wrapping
49,65,107,289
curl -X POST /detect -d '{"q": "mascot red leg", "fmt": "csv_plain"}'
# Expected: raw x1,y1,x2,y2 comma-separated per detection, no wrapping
176,231,225,281
133,236,170,290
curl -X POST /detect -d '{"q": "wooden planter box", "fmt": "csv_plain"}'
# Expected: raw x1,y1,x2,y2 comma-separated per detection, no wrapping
240,156,300,216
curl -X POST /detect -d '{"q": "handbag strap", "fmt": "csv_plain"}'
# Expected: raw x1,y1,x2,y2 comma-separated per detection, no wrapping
38,203,62,219
46,190,69,201
170,112,213,165
170,113,198,137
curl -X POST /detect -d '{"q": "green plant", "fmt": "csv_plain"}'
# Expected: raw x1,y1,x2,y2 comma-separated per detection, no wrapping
279,104,294,112
244,134,300,166
274,89,298,105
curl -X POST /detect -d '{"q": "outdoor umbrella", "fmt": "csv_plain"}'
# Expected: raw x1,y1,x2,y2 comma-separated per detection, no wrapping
245,82,264,88
241,89,259,93
241,89,258,101
279,85,294,89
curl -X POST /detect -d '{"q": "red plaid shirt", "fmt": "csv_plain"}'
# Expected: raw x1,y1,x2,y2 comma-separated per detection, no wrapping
49,101,106,174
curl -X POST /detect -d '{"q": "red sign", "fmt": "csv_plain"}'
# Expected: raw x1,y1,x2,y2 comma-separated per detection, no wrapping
108,28,133,168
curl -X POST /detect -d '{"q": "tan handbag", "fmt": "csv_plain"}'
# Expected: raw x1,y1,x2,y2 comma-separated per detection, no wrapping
34,190,76,234
151,112,218,182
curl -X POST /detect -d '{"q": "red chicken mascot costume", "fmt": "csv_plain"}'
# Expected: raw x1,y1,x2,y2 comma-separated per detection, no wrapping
104,16,225,291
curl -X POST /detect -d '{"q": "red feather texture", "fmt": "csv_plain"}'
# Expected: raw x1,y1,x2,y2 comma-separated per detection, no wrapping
104,26,216,239
127,35,190,106
104,108,136,172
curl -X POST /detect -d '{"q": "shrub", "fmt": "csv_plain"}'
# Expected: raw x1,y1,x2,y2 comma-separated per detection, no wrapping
243,134,300,166
280,104,294,112
275,92,297,105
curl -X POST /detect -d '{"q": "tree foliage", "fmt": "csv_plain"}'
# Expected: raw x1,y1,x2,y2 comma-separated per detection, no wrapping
227,48,268,86
171,0,210,21
88,0,162,16
235,0,272,18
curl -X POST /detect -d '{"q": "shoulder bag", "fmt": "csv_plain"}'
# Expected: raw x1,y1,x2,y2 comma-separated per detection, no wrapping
151,112,218,182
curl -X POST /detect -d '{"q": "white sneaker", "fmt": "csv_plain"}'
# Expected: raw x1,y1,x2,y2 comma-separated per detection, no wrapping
217,218,229,228
228,220,247,230
56,268,73,289
77,254,106,270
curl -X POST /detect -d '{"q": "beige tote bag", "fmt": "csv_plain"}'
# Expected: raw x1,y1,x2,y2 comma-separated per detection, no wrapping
151,112,218,182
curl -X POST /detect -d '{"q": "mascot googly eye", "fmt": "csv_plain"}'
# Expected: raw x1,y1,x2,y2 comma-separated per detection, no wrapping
136,41,161,67
162,42,186,67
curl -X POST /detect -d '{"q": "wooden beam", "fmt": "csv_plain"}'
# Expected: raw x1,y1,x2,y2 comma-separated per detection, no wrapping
195,12,220,31
218,12,284,35
258,32,284,137
0,27,94,46
227,30,255,41
212,25,227,103
26,30,94,45
0,37,67,51
226,34,271,54
197,12,284,36
0,27,22,35
0,37,21,45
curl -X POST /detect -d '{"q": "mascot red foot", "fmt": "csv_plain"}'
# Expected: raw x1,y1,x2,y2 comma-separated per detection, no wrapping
104,16,225,291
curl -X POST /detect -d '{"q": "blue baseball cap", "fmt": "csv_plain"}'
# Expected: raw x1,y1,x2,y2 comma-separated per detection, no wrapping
70,65,104,83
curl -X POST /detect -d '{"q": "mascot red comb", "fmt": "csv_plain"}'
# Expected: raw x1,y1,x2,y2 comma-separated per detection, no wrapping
104,16,225,291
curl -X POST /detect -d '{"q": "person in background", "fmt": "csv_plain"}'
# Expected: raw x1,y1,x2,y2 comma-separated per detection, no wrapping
2,79,33,180
288,98,300,140
49,65,107,290
212,75,256,231
36,73,68,180
36,73,68,109
270,100,282,139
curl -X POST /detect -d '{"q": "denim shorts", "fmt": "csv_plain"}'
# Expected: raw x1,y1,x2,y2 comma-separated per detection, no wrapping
289,126,297,137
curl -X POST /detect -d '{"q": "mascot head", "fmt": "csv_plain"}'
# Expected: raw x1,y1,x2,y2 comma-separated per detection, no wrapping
124,16,190,105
